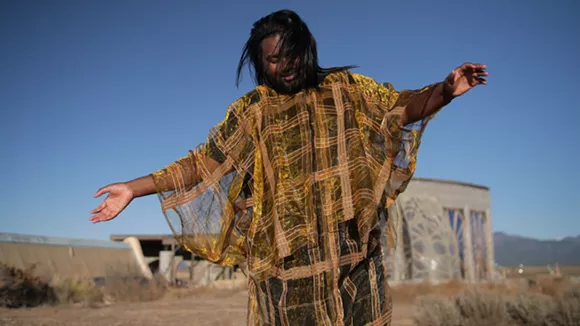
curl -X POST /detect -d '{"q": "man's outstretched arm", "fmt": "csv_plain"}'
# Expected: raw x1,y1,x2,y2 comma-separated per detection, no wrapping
89,154,222,224
401,62,488,125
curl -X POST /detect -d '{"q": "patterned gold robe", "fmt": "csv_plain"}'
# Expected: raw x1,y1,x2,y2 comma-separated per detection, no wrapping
151,70,438,325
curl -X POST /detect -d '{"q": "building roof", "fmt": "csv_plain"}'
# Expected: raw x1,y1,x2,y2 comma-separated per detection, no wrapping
110,234,181,246
0,232,130,249
411,177,490,191
110,234,175,241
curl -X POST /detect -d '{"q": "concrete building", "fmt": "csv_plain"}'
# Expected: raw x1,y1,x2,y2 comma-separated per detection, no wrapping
384,177,494,283
108,234,237,286
0,233,146,279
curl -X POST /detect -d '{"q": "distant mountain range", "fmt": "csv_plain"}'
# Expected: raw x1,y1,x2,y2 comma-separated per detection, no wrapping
494,232,580,266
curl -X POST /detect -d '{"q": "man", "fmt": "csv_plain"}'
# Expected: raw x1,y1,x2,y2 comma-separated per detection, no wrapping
90,9,487,326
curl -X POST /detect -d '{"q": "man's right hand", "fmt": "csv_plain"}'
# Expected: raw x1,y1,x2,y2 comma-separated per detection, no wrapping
90,183,134,224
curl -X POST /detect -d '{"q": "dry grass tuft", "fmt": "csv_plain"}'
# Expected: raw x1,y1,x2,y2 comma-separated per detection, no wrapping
412,295,464,326
0,263,168,308
0,263,56,308
51,276,103,307
96,263,168,303
99,275,167,303
391,279,517,304
455,288,512,326
529,276,575,297
549,289,580,326
412,278,580,326
505,292,556,326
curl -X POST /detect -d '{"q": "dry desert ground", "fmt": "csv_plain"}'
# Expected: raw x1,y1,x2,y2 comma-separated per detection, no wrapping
0,287,416,326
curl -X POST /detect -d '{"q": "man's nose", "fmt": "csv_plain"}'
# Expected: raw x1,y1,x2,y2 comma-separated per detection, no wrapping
280,59,295,72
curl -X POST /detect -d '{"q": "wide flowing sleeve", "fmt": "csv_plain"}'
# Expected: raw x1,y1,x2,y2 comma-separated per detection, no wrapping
150,92,259,266
349,72,442,247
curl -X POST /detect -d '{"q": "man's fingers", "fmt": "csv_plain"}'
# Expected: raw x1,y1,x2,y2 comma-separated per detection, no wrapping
89,206,114,223
89,213,102,223
461,62,487,74
475,77,487,85
90,213,110,224
467,63,486,69
94,186,110,198
472,72,488,82
473,64,487,75
90,201,107,214
102,207,118,220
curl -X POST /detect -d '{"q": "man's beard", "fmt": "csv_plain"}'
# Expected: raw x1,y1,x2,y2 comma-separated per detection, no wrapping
265,71,306,95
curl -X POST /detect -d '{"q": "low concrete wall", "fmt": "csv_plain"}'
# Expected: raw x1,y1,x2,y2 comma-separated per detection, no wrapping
0,233,142,279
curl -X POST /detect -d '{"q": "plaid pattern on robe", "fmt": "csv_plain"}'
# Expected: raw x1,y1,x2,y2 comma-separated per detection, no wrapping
151,71,439,325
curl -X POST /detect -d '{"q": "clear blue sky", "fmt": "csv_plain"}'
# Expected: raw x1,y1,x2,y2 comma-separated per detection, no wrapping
1,0,579,241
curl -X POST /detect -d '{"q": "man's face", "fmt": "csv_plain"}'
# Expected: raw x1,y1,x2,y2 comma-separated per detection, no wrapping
260,34,304,94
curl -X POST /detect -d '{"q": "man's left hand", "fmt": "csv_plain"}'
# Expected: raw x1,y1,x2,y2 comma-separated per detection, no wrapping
444,62,488,98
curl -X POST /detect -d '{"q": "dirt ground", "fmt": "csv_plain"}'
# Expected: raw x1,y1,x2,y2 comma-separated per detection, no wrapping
0,288,415,326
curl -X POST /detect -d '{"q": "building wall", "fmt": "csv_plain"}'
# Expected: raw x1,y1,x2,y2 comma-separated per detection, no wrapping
387,178,494,283
399,178,490,211
0,233,141,279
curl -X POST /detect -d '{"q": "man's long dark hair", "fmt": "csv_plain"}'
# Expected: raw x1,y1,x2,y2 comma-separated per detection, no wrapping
236,10,356,90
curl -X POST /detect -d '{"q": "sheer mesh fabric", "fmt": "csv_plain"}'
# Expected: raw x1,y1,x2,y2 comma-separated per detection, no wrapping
151,71,439,325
